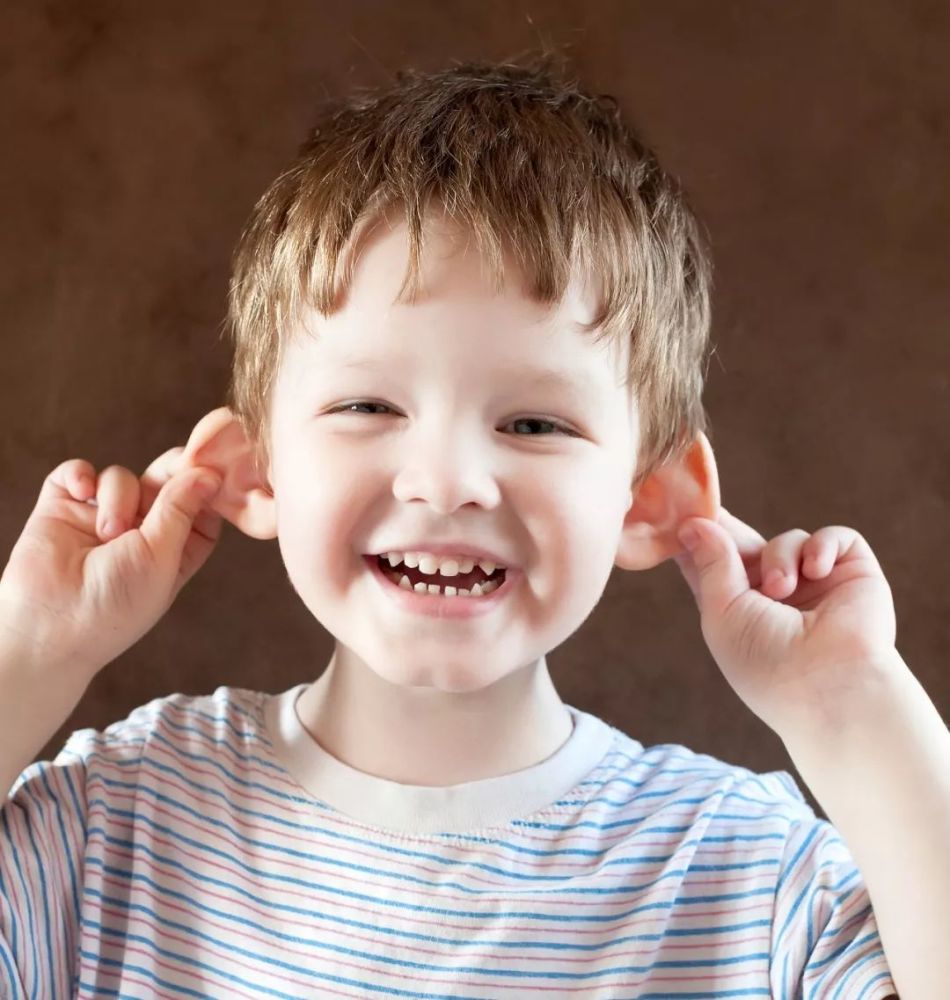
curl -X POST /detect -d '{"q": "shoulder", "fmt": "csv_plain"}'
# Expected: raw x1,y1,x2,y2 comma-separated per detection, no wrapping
599,728,812,817
55,684,272,771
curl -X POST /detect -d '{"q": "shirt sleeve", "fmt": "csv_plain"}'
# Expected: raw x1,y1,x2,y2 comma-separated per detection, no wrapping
770,815,899,999
0,728,96,999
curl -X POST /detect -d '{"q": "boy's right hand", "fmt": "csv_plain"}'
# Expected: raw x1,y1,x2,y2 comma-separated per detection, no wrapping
0,446,224,684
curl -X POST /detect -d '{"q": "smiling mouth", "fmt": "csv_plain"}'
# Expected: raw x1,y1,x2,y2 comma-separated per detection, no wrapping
374,554,507,594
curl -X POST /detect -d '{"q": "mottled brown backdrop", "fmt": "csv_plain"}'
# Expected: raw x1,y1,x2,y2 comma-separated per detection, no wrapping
2,1,947,820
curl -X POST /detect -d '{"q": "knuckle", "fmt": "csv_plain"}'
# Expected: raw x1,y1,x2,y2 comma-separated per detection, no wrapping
54,458,92,482
67,458,96,476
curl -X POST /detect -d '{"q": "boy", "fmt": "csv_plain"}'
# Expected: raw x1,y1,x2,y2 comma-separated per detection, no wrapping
2,54,942,998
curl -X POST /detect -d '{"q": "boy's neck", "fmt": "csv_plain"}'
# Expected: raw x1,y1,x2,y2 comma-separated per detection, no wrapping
294,647,574,787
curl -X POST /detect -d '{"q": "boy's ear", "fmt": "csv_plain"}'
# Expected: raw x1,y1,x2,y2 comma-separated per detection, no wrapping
178,406,278,540
614,430,721,571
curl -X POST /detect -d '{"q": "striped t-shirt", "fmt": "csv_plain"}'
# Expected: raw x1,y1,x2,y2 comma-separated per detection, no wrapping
1,683,897,999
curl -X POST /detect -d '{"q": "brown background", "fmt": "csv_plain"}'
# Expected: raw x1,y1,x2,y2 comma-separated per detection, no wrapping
2,2,947,822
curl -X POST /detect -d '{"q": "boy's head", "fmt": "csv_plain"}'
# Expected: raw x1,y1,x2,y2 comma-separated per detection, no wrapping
196,54,720,691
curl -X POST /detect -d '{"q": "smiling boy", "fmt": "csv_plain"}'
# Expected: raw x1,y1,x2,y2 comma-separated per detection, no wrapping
1,55,924,997
223,195,697,791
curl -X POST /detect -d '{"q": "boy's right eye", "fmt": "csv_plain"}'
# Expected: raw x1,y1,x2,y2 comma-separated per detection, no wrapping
329,401,392,415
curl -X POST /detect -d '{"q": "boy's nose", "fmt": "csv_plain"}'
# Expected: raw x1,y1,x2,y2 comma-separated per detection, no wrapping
390,453,503,514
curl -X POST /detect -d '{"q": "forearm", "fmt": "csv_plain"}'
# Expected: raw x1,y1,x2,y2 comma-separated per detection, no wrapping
781,652,950,1000
0,635,92,802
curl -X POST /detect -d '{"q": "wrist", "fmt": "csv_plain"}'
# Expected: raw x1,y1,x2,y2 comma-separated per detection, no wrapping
0,611,100,695
780,649,913,756
0,590,101,686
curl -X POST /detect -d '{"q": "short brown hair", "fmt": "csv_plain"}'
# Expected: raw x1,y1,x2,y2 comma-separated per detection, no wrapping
223,51,714,492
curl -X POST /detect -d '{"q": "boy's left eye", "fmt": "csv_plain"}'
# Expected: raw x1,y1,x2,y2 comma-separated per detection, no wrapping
328,401,575,436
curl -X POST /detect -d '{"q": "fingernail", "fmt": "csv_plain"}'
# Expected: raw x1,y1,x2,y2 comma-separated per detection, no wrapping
196,475,222,500
679,525,700,551
102,518,124,538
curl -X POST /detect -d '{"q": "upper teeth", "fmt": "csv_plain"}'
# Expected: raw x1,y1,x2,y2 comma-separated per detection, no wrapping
381,551,503,577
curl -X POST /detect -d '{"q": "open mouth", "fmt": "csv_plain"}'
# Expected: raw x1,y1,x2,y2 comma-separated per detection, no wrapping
373,554,507,597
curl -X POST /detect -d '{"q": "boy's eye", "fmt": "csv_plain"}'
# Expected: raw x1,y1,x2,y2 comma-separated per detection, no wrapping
328,401,575,436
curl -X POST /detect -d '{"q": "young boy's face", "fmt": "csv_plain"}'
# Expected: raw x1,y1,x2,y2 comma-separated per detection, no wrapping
262,205,649,693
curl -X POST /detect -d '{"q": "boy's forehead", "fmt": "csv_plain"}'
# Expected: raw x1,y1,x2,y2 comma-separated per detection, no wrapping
333,202,605,329
284,207,620,371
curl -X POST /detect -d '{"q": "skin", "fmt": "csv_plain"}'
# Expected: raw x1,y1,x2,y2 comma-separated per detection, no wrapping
166,204,721,786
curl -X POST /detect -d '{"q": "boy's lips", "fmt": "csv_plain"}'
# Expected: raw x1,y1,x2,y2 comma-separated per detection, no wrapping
364,554,519,618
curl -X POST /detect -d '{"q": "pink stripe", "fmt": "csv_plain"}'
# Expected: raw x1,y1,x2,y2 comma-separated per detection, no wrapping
99,806,777,941
88,758,788,894
96,844,773,973
93,889,768,1000
28,777,67,991
78,956,179,998
4,794,40,993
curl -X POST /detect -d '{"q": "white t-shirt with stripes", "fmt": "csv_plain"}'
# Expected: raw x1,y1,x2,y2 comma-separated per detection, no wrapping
1,683,897,998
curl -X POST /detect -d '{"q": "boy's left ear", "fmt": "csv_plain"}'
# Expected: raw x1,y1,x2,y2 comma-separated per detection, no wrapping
174,406,278,541
614,430,721,571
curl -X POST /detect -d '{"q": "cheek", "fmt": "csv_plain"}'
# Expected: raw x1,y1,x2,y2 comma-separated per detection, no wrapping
535,462,628,550
274,476,365,598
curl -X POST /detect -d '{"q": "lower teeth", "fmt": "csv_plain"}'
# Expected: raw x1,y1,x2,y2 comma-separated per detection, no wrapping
383,569,503,598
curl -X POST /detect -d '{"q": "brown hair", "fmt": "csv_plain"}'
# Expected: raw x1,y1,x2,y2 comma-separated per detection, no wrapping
223,51,714,492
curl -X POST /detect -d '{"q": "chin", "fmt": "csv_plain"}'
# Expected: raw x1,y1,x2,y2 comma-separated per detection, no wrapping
362,648,513,694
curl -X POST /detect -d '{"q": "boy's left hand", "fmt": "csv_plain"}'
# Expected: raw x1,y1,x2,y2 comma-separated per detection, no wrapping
674,508,899,742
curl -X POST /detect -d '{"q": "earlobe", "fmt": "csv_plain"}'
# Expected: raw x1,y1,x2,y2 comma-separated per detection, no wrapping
614,431,720,571
180,406,279,541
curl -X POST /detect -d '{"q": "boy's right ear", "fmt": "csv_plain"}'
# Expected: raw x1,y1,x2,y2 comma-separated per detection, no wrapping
177,406,277,540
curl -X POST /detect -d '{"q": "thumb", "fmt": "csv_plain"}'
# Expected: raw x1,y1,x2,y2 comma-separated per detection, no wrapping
677,518,751,619
138,468,222,570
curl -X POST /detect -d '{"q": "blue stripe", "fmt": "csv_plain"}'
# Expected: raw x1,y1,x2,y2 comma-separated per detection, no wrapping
0,827,21,992
37,766,82,946
156,715,286,774
19,784,57,994
830,943,887,999
852,966,896,1000
78,940,483,1000
1,802,41,999
110,689,273,749
86,847,776,967
808,924,884,987
636,991,770,998
775,821,821,946
85,794,786,907
84,756,795,867
82,896,777,987
0,914,23,999
806,868,865,964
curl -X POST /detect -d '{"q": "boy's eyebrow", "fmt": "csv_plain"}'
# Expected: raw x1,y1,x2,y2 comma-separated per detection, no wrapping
333,358,599,401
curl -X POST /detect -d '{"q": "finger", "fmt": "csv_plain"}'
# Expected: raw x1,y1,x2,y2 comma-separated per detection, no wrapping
38,459,99,505
94,465,142,540
713,509,770,588
138,467,223,584
717,507,769,547
759,528,811,596
138,446,224,544
679,517,754,619
137,447,186,523
717,509,769,565
801,526,863,578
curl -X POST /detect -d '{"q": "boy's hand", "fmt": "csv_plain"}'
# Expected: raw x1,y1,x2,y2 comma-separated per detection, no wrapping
0,444,223,684
673,508,900,741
